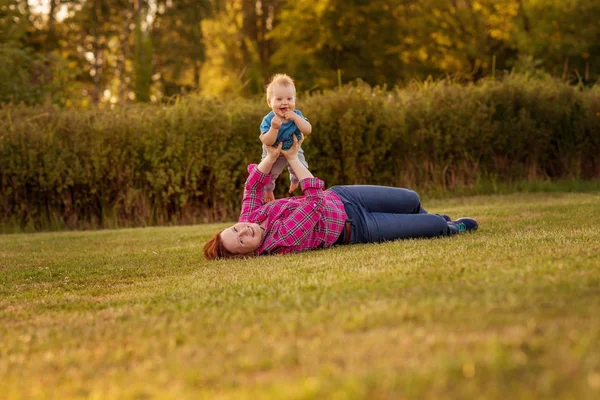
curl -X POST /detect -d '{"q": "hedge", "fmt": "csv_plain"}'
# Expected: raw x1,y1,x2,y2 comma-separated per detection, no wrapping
1,75,599,230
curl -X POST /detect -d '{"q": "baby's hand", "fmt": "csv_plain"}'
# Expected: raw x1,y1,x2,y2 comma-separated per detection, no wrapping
271,116,282,130
282,110,296,122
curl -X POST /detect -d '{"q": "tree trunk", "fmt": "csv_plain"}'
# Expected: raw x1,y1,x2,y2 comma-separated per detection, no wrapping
585,60,590,81
241,0,257,67
258,1,281,83
194,60,200,90
48,0,57,48
563,57,569,81
91,1,101,104
517,0,530,33
119,14,132,104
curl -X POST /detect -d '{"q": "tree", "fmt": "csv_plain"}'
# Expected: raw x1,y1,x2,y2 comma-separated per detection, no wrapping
200,0,283,96
0,0,49,104
393,0,520,81
133,0,152,102
151,0,212,97
513,0,600,82
269,0,404,90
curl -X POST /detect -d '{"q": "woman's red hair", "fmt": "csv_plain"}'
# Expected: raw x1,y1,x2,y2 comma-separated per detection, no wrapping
202,230,234,259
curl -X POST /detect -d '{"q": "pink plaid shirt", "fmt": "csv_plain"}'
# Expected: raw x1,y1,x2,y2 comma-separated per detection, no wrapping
239,164,347,255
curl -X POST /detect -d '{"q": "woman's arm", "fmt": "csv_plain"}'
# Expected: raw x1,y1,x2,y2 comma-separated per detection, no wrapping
239,143,282,220
281,134,313,181
257,134,324,252
257,142,282,174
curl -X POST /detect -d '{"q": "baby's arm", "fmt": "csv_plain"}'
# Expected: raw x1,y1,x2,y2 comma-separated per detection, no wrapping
260,116,282,146
284,111,312,136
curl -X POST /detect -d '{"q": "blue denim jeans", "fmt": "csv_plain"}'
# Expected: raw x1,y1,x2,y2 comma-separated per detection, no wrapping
329,185,454,244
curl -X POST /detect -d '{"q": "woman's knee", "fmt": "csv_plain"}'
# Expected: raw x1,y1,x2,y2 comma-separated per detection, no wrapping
404,189,420,204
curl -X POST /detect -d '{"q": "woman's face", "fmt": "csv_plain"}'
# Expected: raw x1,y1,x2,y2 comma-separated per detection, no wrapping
220,222,264,256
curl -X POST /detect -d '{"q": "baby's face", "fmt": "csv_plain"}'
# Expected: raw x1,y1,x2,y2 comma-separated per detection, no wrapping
268,84,296,118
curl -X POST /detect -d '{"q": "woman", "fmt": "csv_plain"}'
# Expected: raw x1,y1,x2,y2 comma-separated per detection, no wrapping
203,135,478,259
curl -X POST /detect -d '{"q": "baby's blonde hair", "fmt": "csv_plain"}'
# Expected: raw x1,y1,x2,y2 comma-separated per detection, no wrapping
266,74,296,101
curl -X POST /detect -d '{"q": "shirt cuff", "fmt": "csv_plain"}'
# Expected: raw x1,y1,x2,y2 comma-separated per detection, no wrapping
300,177,324,191
247,164,271,187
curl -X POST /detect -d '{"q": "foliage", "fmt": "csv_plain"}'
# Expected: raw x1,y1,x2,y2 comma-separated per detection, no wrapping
270,0,403,90
200,0,276,96
199,2,255,96
151,0,212,96
396,0,520,80
0,44,47,105
305,75,600,191
1,76,599,230
1,192,600,398
1,0,599,105
514,0,600,81
133,18,153,102
0,1,47,105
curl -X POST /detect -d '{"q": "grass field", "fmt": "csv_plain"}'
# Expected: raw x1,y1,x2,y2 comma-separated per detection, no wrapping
1,192,600,399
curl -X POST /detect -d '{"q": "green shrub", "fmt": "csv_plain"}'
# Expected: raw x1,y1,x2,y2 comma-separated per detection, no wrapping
0,45,47,105
1,75,599,231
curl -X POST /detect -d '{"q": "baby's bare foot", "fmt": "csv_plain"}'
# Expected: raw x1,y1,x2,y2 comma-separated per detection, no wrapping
289,181,299,194
264,192,275,203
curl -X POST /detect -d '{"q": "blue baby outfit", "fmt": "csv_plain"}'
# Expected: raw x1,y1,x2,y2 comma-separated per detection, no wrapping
260,110,307,150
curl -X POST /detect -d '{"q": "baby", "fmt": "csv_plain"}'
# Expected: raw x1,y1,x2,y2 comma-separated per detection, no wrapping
259,74,312,203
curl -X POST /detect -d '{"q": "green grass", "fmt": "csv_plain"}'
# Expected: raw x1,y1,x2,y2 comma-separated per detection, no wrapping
1,192,600,399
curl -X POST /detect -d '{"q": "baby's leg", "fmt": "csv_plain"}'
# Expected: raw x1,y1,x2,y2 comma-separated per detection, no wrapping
287,155,309,193
264,191,275,203
264,155,288,202
288,175,299,194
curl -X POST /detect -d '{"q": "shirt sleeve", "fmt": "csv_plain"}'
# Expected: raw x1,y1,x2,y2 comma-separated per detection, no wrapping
260,115,271,134
260,178,326,253
294,109,308,121
240,164,270,221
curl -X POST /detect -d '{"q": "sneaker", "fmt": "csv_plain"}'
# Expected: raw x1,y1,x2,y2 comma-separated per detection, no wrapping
449,217,478,233
439,214,452,222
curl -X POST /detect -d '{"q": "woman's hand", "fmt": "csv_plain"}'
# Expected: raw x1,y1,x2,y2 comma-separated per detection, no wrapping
265,142,282,161
281,134,304,161
282,134,313,181
257,142,282,175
